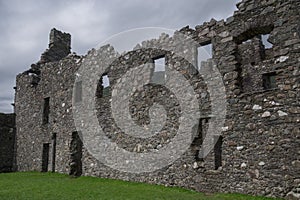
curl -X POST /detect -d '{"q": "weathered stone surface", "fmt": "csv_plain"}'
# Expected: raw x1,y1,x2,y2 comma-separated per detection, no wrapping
262,111,271,118
278,110,288,117
252,104,262,110
286,184,300,200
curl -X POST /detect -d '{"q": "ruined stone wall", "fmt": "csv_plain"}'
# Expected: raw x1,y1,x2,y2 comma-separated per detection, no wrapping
15,54,80,173
14,0,300,199
0,113,16,172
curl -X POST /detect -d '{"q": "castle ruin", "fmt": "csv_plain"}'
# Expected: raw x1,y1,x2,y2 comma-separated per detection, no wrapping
1,0,300,199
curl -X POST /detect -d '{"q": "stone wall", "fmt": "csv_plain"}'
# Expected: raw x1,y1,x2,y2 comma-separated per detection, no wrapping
0,113,16,172
14,0,300,199
40,28,71,64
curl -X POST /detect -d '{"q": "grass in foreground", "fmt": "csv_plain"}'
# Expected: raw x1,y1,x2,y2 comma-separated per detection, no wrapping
0,172,281,200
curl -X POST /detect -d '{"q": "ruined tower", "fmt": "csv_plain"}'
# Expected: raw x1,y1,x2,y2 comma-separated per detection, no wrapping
39,28,71,64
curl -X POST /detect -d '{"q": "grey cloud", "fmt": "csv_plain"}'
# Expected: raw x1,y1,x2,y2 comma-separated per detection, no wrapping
0,100,14,113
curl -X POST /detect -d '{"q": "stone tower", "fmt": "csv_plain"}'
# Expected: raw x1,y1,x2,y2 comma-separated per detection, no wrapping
39,28,71,64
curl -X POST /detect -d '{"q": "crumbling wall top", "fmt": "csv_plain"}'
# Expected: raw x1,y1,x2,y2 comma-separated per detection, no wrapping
49,28,71,49
39,28,71,64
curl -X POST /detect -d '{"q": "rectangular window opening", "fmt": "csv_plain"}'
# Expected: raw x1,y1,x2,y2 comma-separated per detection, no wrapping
51,133,57,173
197,43,212,70
43,97,50,124
192,117,210,161
75,81,82,103
214,136,222,170
99,74,110,97
154,57,165,72
263,72,277,90
151,56,166,84
102,74,110,88
41,143,50,172
70,131,83,177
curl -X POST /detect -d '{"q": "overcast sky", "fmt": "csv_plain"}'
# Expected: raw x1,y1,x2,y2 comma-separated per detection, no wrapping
0,0,239,113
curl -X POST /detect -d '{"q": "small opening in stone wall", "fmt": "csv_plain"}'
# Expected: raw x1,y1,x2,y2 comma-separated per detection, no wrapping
51,133,57,173
235,25,274,45
192,120,203,161
197,43,212,70
235,26,275,93
151,56,166,84
192,117,210,161
154,57,165,72
70,131,83,177
262,34,273,49
41,143,50,172
98,74,110,98
42,97,50,124
214,136,222,170
102,74,110,88
75,81,82,103
235,25,274,64
262,72,277,90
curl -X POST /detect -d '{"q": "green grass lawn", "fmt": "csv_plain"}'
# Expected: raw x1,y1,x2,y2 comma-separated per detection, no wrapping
0,172,281,200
